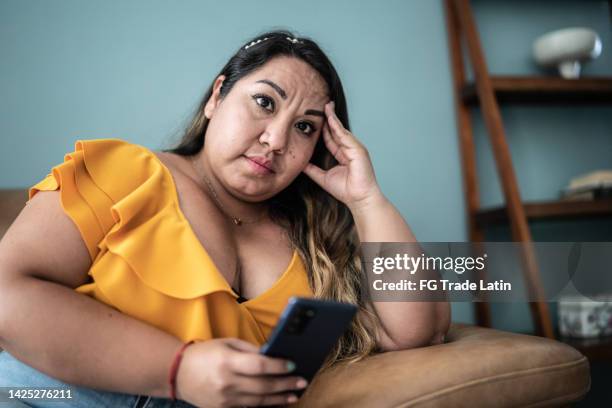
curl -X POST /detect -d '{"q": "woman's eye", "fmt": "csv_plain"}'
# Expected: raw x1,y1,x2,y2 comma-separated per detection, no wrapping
253,94,274,112
295,121,316,136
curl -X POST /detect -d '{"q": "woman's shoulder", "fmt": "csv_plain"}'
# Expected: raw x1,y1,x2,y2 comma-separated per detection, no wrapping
152,150,194,182
150,148,200,196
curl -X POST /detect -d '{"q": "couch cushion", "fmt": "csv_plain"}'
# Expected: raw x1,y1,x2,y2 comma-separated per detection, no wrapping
0,190,27,240
296,323,590,407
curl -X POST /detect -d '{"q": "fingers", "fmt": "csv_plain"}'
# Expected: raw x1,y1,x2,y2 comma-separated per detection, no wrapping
302,163,326,187
222,338,295,376
229,351,295,376
325,102,361,149
322,123,349,164
222,338,260,353
234,374,308,396
234,392,300,406
226,351,306,405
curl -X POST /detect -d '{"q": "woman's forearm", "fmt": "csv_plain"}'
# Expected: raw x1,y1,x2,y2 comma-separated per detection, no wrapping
0,276,182,397
349,194,451,348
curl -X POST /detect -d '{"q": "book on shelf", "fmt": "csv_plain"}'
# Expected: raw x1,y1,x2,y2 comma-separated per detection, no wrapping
561,170,612,201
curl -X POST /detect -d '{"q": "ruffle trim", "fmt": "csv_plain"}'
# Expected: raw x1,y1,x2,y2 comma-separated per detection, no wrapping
29,139,238,300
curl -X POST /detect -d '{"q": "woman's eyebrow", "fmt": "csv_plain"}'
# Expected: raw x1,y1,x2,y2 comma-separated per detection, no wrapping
256,79,287,99
304,109,325,118
255,79,325,118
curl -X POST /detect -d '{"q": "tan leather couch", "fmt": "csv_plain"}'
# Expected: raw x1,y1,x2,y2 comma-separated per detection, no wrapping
1,190,591,406
297,323,590,407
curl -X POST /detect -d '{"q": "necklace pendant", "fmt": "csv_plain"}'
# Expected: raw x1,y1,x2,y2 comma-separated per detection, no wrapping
233,217,242,226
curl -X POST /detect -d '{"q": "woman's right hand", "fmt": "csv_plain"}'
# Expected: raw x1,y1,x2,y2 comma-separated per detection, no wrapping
175,338,308,407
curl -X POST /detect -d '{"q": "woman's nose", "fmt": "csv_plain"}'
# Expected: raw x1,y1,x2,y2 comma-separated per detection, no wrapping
259,118,291,153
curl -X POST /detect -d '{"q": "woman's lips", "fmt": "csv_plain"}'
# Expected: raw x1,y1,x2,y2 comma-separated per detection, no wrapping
245,156,275,175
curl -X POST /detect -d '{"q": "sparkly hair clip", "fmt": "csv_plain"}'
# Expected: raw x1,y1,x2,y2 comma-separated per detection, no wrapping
244,37,269,50
285,36,303,44
243,36,304,50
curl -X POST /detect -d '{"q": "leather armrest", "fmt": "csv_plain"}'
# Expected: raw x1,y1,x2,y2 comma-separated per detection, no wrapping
296,323,590,407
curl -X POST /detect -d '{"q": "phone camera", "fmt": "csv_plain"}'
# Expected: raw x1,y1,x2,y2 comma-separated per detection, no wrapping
284,307,316,335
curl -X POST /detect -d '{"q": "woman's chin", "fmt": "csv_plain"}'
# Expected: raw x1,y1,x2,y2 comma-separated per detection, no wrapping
227,184,276,203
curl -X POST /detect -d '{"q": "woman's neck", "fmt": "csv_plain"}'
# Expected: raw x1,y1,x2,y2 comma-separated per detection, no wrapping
189,151,270,227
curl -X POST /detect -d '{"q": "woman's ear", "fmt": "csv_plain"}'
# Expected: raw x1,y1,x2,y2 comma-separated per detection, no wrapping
204,75,226,119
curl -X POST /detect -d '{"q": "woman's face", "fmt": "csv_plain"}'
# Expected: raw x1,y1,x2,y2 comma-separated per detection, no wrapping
203,56,329,202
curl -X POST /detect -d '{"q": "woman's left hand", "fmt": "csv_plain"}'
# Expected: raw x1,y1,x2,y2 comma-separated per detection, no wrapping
302,101,384,211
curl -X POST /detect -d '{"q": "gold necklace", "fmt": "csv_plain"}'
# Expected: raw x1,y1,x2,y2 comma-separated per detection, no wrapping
190,156,266,226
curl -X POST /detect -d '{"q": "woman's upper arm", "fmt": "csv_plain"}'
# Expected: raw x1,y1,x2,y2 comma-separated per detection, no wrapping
0,190,92,289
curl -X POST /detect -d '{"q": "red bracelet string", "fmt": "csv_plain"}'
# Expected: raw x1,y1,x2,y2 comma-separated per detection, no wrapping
168,340,196,401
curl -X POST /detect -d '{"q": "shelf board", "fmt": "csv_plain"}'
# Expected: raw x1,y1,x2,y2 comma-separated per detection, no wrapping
475,199,612,227
462,76,612,105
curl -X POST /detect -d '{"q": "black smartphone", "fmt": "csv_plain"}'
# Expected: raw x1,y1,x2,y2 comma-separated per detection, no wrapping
260,297,357,390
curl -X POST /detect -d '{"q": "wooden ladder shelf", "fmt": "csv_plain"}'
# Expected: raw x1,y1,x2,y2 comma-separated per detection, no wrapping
444,0,612,342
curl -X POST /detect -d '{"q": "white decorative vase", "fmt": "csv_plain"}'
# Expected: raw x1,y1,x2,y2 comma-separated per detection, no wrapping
558,293,612,338
532,27,602,79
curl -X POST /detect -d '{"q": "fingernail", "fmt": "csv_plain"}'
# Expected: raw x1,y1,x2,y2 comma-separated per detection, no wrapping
331,101,335,108
286,361,296,372
296,378,308,388
287,394,298,403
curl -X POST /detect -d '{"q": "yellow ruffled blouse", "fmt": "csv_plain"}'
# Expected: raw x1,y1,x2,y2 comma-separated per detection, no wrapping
28,139,314,345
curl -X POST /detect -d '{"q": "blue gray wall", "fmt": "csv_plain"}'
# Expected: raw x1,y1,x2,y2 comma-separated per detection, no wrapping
1,0,610,330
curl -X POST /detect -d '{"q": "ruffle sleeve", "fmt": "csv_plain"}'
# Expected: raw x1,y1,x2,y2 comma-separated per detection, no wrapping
28,139,235,299
29,139,126,261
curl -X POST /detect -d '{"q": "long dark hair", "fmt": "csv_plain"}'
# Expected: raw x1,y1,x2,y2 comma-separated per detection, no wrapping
165,30,381,367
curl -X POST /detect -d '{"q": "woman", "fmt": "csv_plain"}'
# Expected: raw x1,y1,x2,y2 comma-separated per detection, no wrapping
0,30,450,407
